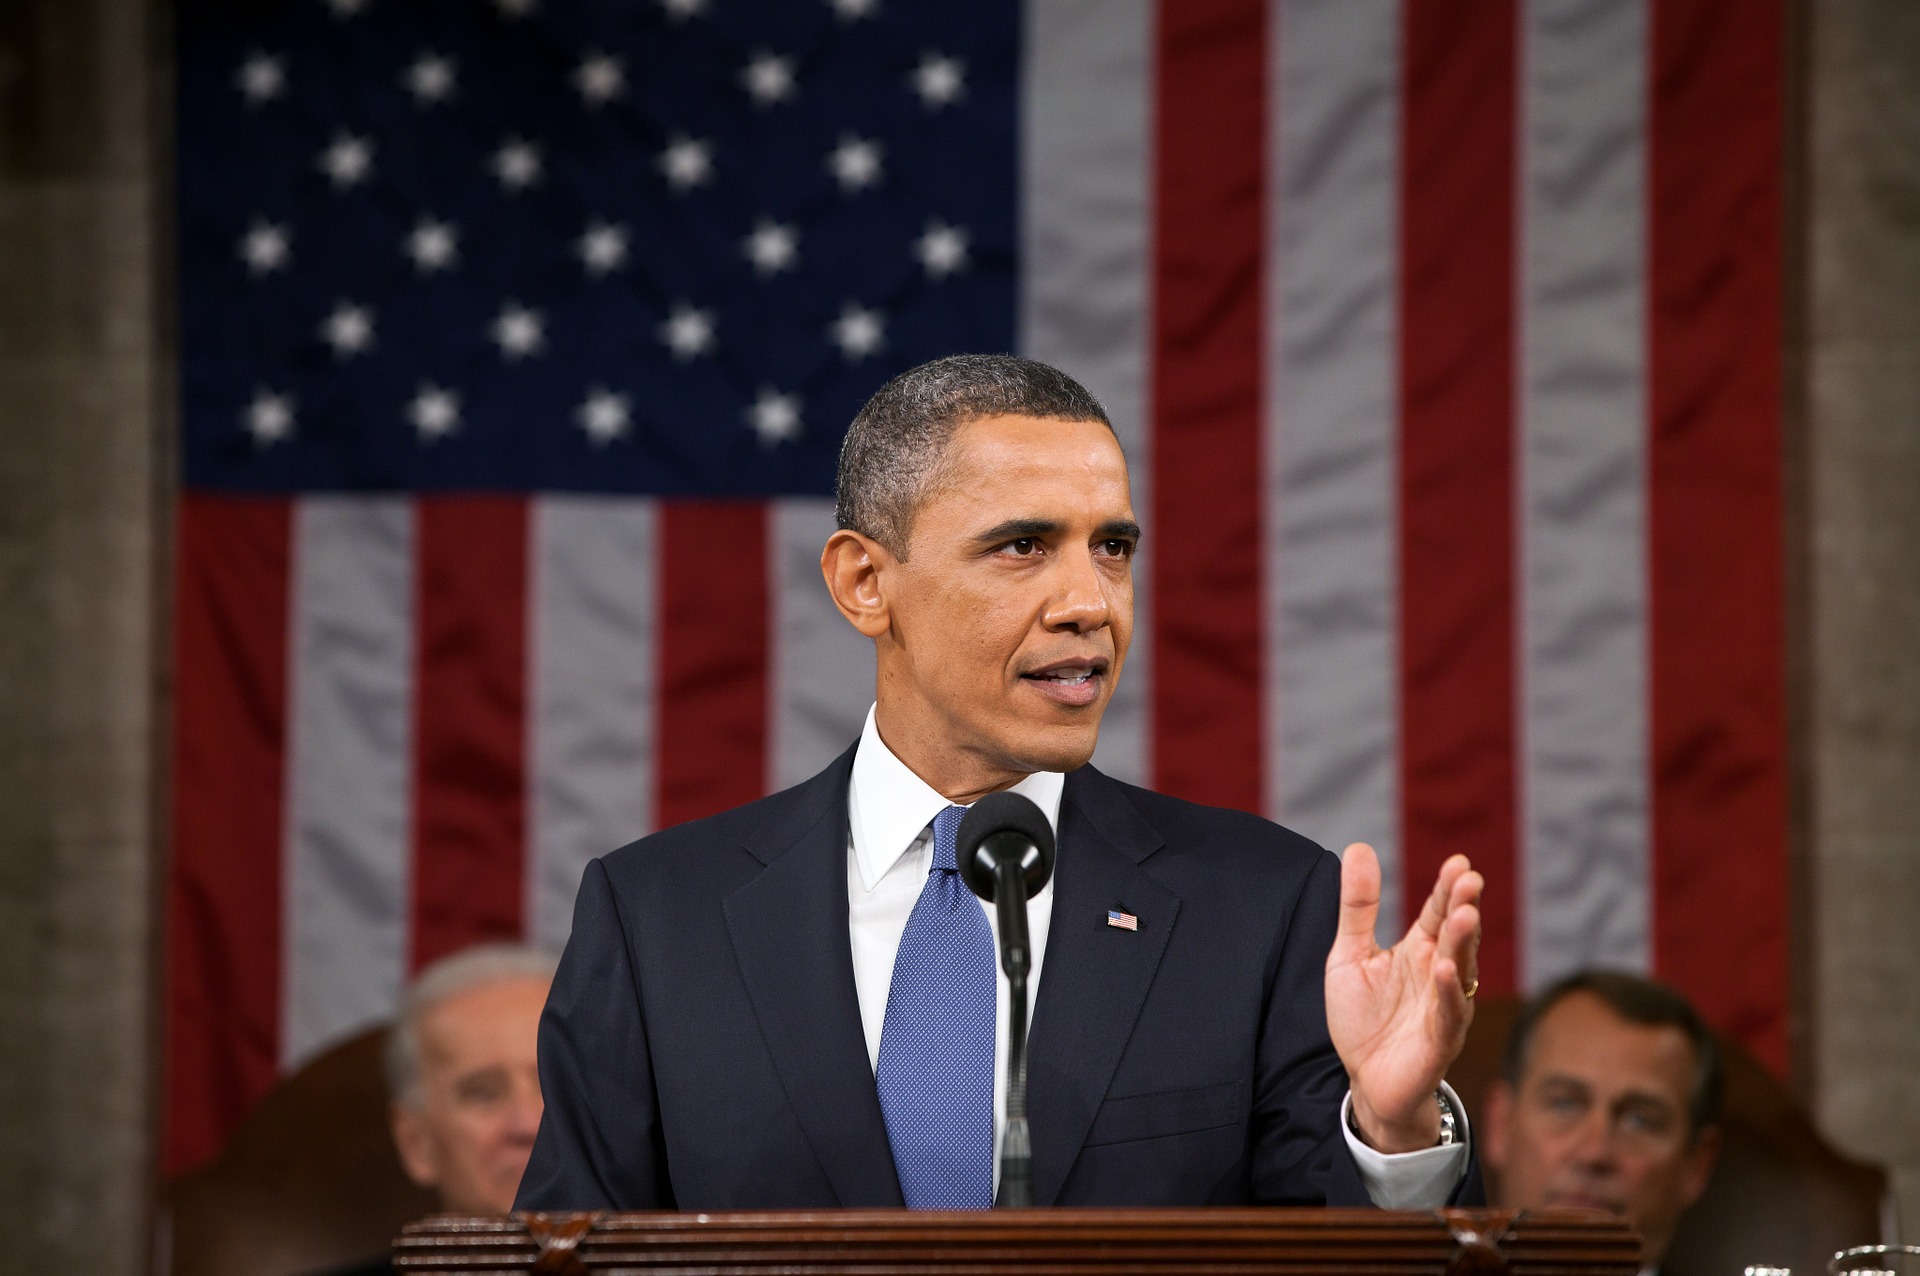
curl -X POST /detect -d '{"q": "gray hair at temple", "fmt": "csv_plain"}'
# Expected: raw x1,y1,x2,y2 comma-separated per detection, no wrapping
834,354,1115,558
383,942,558,1110
1501,968,1725,1141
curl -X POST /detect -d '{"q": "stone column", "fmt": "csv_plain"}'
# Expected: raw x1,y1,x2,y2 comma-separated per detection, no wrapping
1805,0,1920,1240
0,0,159,1272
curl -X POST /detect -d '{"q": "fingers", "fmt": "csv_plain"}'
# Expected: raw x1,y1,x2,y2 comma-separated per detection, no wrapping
1432,953,1472,1034
1333,843,1383,963
1413,854,1472,940
1436,893,1482,1010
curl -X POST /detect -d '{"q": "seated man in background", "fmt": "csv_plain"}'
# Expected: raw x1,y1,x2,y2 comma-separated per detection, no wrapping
322,943,556,1276
1482,971,1722,1274
387,943,557,1215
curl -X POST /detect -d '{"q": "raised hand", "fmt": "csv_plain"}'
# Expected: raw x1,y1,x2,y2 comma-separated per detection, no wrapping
1324,844,1483,1153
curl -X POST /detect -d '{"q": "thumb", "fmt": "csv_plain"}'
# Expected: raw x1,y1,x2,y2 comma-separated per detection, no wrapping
1334,843,1383,965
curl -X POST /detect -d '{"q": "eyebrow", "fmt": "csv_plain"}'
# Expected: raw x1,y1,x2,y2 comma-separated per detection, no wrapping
970,517,1143,548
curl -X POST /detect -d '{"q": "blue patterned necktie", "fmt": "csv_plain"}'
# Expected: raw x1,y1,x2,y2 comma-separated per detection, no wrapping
874,804,996,1209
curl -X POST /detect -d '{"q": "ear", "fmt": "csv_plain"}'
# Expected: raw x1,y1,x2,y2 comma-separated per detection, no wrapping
390,1101,442,1190
1481,1079,1513,1173
1679,1124,1721,1209
821,528,895,640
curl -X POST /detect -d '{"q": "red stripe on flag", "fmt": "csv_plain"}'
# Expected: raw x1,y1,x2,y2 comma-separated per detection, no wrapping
1397,0,1519,992
1150,0,1267,812
1649,0,1790,1074
411,497,529,971
656,502,768,827
163,496,292,1175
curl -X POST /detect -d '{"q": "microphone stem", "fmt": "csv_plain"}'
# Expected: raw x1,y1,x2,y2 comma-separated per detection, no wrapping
993,860,1033,1208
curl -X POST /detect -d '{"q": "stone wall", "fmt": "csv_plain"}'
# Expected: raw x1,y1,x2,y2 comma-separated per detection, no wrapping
1805,0,1920,1240
0,0,159,1273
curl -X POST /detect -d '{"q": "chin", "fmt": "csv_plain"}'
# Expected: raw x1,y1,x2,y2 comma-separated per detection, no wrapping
1004,721,1101,775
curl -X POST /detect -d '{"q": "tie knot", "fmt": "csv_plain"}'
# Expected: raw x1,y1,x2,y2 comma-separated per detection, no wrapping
929,805,967,873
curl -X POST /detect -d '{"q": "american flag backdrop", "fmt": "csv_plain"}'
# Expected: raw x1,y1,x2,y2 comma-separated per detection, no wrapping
164,0,1789,1175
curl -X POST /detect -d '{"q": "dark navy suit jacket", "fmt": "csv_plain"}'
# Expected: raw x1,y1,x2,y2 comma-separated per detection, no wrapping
516,745,1483,1209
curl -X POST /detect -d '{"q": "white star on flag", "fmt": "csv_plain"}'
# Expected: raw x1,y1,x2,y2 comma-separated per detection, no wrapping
574,52,625,106
577,221,629,276
828,0,877,21
747,388,802,447
320,302,375,357
742,219,799,276
741,51,796,106
243,390,294,445
829,302,884,360
405,52,457,104
238,220,291,275
659,303,716,361
236,52,285,104
915,220,970,278
318,133,373,188
491,137,542,191
660,0,707,19
576,387,632,446
912,53,966,109
827,135,883,192
405,218,459,273
659,136,715,192
494,0,536,15
408,384,461,441
324,0,368,17
490,303,545,360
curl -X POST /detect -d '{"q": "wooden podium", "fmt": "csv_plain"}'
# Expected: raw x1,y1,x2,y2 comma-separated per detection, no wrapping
394,1208,1639,1274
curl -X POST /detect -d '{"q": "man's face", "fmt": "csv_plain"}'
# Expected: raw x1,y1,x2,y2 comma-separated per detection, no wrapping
863,413,1137,792
391,975,550,1214
1484,992,1720,1267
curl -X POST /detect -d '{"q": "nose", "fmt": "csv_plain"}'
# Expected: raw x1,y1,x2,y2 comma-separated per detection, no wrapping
1568,1109,1619,1171
1041,543,1113,634
506,1077,544,1144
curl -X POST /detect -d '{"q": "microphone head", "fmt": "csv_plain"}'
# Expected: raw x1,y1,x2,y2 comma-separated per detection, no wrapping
955,791,1056,903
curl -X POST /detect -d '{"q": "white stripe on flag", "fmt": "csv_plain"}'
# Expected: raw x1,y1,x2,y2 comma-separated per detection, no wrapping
769,499,875,791
1020,0,1153,786
527,497,658,952
282,497,414,1066
1518,0,1652,988
1268,0,1404,941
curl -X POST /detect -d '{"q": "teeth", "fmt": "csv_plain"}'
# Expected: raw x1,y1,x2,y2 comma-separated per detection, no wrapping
1038,671,1092,684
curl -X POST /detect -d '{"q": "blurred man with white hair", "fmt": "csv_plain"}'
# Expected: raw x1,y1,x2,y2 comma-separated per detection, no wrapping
321,944,557,1276
385,943,557,1215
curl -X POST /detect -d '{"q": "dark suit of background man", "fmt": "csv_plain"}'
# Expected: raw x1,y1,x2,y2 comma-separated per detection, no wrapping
518,355,1488,1211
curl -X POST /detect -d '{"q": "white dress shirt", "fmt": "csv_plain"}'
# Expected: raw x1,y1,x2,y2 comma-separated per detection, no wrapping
844,706,1469,1207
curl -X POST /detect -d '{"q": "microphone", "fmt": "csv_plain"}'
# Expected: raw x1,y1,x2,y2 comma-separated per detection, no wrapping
955,792,1056,1210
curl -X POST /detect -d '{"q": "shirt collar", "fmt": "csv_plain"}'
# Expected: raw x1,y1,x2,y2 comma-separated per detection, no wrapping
848,704,1066,892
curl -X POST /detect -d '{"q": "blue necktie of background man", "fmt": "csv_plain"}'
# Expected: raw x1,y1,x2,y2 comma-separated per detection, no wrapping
873,804,995,1209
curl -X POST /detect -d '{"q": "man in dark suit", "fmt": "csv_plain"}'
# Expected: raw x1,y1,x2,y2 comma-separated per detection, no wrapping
1483,972,1723,1272
517,354,1485,1211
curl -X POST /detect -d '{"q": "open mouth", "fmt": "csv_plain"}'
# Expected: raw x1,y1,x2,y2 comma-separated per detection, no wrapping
1019,659,1109,707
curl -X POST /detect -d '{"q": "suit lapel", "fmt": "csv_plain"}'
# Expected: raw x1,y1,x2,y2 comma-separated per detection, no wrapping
721,747,904,1207
1026,766,1177,1205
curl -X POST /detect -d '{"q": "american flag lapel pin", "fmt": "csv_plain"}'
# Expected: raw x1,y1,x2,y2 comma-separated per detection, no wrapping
1107,908,1139,932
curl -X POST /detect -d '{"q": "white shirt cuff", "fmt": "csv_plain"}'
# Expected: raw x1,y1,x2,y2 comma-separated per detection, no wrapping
1338,1081,1472,1209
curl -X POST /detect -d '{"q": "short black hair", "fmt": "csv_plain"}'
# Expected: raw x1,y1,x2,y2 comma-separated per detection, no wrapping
834,353,1113,557
1501,969,1725,1140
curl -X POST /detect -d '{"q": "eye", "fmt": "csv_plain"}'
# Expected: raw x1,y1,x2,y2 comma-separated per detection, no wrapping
1095,538,1135,559
1007,538,1038,556
1618,1104,1674,1137
1539,1090,1586,1120
456,1070,510,1106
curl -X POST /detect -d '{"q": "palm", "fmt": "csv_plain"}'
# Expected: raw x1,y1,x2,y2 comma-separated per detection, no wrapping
1324,844,1481,1150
